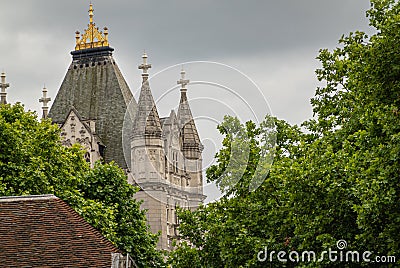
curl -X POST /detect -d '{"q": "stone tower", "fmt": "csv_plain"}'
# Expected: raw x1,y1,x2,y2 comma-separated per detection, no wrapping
177,69,204,199
49,4,205,251
131,55,205,249
48,4,134,169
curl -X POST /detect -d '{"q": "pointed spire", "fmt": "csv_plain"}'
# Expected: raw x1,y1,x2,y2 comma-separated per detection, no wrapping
138,51,152,82
39,85,51,119
176,69,202,158
132,53,162,138
0,72,10,105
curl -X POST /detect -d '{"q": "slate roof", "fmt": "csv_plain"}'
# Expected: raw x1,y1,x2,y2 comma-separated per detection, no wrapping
48,47,135,169
132,79,162,138
177,90,202,157
0,194,121,267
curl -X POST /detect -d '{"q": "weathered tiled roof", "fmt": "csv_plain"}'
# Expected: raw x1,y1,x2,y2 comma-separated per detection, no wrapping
177,90,202,157
0,194,120,267
132,79,162,138
48,47,134,169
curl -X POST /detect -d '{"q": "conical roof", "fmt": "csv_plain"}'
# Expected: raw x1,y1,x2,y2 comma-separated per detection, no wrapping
176,70,202,157
48,6,134,168
49,48,134,169
132,79,162,138
131,52,162,139
177,92,201,149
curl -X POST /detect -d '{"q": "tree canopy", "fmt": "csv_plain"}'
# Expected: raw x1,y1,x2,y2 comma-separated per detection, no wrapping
0,103,165,267
169,0,400,267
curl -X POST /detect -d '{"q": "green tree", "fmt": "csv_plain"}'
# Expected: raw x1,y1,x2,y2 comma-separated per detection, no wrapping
169,117,303,267
79,162,164,266
305,0,400,259
0,103,164,267
169,0,400,266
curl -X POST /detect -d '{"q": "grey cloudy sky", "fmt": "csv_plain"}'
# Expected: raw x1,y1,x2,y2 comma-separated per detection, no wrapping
0,1,373,200
1,0,372,124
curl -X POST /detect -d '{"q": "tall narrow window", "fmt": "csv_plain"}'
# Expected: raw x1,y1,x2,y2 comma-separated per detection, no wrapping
166,207,169,223
173,151,178,173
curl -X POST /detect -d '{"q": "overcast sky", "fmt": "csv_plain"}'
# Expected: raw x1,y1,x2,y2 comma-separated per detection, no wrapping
0,1,373,200
1,0,373,121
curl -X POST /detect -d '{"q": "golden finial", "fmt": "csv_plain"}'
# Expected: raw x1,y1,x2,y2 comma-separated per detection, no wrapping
104,27,108,42
75,31,80,46
75,4,110,51
89,4,94,24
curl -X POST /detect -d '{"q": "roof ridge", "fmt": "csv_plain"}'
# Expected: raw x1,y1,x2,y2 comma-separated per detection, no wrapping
0,194,56,202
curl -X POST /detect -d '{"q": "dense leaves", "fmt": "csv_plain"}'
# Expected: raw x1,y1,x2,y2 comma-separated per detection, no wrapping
79,163,164,266
169,118,307,267
208,116,277,197
169,1,400,267
0,103,164,267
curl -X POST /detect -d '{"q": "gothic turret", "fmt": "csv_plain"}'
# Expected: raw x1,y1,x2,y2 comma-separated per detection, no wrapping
177,69,204,196
177,69,202,159
48,4,134,168
131,52,162,139
131,52,165,182
131,53,168,249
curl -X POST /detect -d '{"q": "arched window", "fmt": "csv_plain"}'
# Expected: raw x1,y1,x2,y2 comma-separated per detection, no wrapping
84,152,91,163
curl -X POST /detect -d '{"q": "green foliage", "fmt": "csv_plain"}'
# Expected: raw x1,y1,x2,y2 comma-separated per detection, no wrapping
0,103,164,267
169,117,306,268
206,116,260,196
206,115,276,197
79,162,164,266
0,104,87,195
169,1,400,267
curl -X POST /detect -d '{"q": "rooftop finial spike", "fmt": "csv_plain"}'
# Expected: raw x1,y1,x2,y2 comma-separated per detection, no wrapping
142,51,148,65
39,86,51,119
0,72,10,105
138,51,152,81
177,67,190,92
89,3,94,24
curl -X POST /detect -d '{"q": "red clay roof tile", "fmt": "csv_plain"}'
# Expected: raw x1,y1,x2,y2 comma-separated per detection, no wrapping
0,194,121,267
